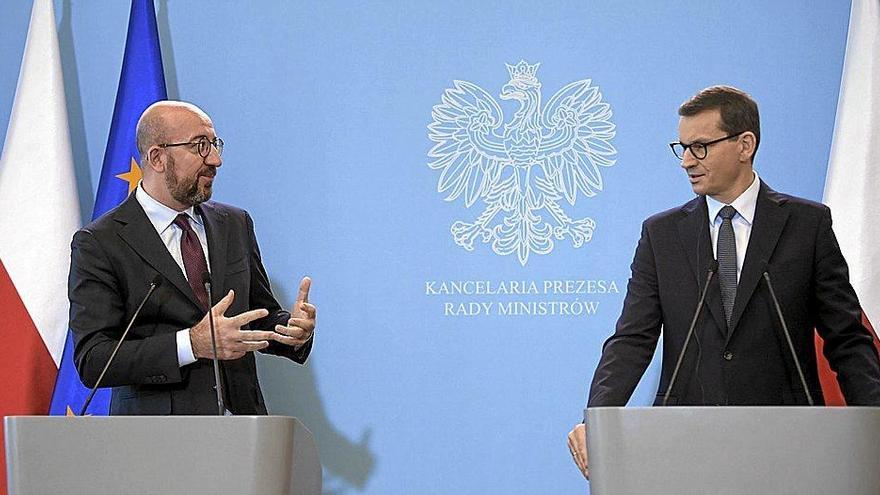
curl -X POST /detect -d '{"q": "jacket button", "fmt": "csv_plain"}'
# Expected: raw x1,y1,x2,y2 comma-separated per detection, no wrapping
723,350,734,361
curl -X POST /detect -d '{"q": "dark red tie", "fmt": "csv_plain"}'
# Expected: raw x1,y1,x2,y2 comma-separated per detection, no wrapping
174,213,210,310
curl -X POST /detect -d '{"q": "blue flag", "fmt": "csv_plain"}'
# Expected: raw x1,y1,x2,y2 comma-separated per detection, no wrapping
49,0,167,416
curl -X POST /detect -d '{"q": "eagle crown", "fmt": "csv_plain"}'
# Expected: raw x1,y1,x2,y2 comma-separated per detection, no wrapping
505,60,540,84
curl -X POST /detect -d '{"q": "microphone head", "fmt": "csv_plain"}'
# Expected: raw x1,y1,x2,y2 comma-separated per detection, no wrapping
201,271,212,286
150,274,164,288
761,260,771,278
709,259,719,273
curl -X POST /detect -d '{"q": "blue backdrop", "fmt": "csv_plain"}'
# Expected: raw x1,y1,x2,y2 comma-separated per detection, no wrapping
0,1,851,493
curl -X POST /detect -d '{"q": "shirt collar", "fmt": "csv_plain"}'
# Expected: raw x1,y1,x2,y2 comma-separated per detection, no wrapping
134,182,201,234
706,171,760,226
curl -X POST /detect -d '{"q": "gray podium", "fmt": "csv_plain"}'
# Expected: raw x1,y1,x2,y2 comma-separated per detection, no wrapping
585,407,880,495
4,415,321,495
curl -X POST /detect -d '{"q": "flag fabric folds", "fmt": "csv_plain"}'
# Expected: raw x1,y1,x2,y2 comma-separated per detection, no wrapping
817,0,880,406
0,0,80,490
48,0,168,416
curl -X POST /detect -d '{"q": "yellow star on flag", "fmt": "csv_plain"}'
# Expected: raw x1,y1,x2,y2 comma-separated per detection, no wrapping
115,157,142,194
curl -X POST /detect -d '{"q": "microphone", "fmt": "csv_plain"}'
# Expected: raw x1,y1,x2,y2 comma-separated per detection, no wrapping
662,260,717,407
79,275,163,416
761,263,814,406
201,271,224,415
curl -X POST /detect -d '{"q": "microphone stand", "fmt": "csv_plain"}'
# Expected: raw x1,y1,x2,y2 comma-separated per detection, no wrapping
662,264,716,407
202,272,224,415
763,270,814,406
79,276,162,416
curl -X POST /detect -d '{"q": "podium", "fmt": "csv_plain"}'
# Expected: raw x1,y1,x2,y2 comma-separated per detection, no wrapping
585,407,880,495
4,415,321,495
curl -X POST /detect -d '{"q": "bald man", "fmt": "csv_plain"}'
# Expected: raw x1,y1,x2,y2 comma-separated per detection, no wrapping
69,101,316,415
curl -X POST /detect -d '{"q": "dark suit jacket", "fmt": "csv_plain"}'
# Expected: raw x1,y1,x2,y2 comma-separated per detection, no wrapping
69,194,311,415
588,181,880,407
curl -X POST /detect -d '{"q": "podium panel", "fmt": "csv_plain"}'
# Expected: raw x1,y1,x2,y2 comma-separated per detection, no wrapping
586,407,880,495
4,415,321,495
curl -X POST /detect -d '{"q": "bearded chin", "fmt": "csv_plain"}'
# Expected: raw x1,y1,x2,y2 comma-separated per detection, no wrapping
180,181,211,205
166,158,212,206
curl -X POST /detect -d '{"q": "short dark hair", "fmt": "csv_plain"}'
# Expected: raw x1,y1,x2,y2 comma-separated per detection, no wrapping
678,85,760,161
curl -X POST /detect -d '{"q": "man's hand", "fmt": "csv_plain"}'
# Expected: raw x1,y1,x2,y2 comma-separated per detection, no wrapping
190,289,275,360
568,423,589,479
273,276,316,348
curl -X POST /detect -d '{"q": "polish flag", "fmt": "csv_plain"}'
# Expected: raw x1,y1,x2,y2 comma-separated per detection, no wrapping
817,0,880,405
0,0,80,489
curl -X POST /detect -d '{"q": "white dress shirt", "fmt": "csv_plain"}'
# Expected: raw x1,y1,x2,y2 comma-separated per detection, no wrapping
135,183,208,367
706,171,760,283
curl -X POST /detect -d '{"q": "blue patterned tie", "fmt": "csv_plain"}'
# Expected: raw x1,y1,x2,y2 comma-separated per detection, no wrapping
717,205,738,330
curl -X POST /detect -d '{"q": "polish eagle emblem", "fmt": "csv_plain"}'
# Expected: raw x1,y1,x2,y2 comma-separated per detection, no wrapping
427,61,617,265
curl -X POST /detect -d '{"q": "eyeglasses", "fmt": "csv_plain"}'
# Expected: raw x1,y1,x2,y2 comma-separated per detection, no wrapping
669,131,744,160
158,136,224,158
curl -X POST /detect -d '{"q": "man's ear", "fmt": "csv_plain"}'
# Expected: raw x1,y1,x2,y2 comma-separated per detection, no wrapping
147,147,166,172
739,132,756,162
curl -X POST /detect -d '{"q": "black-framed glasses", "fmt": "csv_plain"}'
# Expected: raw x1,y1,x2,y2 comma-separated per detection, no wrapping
669,131,745,160
158,136,224,158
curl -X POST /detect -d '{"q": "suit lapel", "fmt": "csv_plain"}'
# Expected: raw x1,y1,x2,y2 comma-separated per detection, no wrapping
197,202,228,305
726,182,789,341
677,196,727,336
114,194,203,310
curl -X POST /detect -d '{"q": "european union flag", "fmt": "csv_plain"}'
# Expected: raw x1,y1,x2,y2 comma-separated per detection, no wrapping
49,0,167,416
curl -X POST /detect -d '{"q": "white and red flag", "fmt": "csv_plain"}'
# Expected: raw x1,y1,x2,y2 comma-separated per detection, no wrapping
817,0,880,405
0,0,80,487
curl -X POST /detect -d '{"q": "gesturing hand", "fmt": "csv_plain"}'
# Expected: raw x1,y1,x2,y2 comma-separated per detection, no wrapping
273,276,316,348
190,289,275,360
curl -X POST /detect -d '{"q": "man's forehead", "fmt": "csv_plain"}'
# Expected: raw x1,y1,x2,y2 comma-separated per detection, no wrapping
678,109,723,138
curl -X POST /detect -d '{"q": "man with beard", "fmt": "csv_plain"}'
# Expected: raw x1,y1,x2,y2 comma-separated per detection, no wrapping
68,101,316,415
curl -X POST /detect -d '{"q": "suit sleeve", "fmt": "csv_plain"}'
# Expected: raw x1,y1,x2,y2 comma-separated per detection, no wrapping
812,206,880,405
243,211,313,364
69,230,182,388
587,221,663,407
